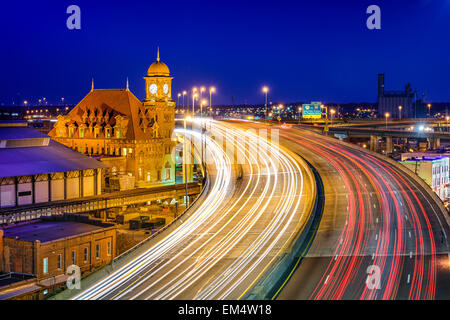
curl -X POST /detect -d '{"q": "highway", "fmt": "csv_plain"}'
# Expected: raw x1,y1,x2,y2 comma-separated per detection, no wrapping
234,122,450,300
70,120,315,300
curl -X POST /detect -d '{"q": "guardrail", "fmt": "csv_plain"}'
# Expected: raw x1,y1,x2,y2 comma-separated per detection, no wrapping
243,155,325,300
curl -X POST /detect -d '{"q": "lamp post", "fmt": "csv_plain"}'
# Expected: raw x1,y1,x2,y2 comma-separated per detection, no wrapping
398,105,402,120
201,99,207,171
262,86,268,122
177,93,181,107
182,90,187,109
200,87,206,116
298,106,302,124
330,108,336,126
385,112,390,129
209,87,216,118
183,117,189,207
428,104,432,118
192,91,198,116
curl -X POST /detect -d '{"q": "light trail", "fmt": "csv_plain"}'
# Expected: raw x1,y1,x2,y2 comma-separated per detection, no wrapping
71,120,312,300
274,126,448,300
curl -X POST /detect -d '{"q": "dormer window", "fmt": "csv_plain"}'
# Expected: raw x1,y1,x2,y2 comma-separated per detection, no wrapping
69,126,75,138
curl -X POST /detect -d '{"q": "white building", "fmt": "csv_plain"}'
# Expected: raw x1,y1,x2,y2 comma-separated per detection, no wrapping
399,156,449,201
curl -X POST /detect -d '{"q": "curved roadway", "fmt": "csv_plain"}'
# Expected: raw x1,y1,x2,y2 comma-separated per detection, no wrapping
70,121,314,300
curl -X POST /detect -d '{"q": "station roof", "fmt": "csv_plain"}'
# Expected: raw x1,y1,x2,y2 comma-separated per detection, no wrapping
0,126,49,140
0,139,107,178
2,221,109,243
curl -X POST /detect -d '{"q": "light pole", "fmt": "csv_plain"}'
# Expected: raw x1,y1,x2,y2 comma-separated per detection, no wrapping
183,117,189,207
262,86,268,122
398,105,402,120
330,108,336,126
182,90,187,109
177,93,181,107
201,99,207,171
200,87,206,116
192,91,198,116
385,112,390,129
428,104,432,118
298,106,302,124
209,87,216,118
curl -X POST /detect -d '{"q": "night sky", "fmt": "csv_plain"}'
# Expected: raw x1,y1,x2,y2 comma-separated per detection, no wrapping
1,0,450,106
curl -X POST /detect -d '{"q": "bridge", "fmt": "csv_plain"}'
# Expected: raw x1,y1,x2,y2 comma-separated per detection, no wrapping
299,120,450,153
0,182,202,224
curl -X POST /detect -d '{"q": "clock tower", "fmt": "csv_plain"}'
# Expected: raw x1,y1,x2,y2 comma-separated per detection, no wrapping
140,48,176,186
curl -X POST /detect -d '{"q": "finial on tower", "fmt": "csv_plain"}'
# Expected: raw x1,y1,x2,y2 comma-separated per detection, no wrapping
157,46,160,62
91,78,94,92
126,77,129,91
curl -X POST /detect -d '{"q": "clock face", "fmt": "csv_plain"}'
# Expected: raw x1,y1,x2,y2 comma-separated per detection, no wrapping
163,84,169,95
149,83,157,95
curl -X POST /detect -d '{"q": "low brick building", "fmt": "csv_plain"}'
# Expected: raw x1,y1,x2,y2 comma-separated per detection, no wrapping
0,214,117,299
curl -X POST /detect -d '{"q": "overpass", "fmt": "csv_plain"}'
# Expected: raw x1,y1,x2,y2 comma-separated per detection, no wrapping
301,123,450,153
0,182,202,225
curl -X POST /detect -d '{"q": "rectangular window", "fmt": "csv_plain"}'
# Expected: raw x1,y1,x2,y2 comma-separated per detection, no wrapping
72,250,76,265
96,244,100,259
107,241,111,256
84,247,89,263
57,254,62,270
43,257,48,274
166,169,171,180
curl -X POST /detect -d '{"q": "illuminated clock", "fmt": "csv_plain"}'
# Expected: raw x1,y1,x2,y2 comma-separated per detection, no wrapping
163,84,169,95
149,83,157,95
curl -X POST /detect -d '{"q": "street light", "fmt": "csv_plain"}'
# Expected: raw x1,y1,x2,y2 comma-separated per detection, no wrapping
183,117,189,207
209,87,216,118
262,86,269,121
201,99,207,169
177,93,181,106
330,108,336,125
428,104,432,118
182,91,187,109
385,112,390,129
398,105,402,120
200,87,206,115
192,92,198,116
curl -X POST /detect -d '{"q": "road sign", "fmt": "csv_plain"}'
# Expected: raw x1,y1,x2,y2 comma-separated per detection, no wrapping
302,103,322,119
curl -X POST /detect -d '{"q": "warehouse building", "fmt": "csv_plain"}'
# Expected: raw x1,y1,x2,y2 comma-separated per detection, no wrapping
0,213,117,299
0,122,107,208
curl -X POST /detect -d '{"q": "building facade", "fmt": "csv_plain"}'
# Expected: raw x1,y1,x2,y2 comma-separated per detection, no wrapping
377,73,414,119
49,50,176,188
0,214,117,279
399,156,449,201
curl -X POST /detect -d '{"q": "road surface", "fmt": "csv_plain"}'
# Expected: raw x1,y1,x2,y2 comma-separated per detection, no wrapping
70,120,315,300
237,122,450,300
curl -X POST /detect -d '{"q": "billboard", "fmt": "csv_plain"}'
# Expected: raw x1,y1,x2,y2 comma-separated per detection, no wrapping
302,102,322,119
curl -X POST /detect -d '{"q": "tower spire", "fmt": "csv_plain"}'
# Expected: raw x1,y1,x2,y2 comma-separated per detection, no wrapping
91,78,94,92
126,77,129,91
157,46,160,62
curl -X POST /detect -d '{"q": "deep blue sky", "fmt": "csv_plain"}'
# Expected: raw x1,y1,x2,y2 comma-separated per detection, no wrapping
1,0,450,106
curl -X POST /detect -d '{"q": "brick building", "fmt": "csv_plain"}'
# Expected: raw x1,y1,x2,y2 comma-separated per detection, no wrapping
0,214,116,282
